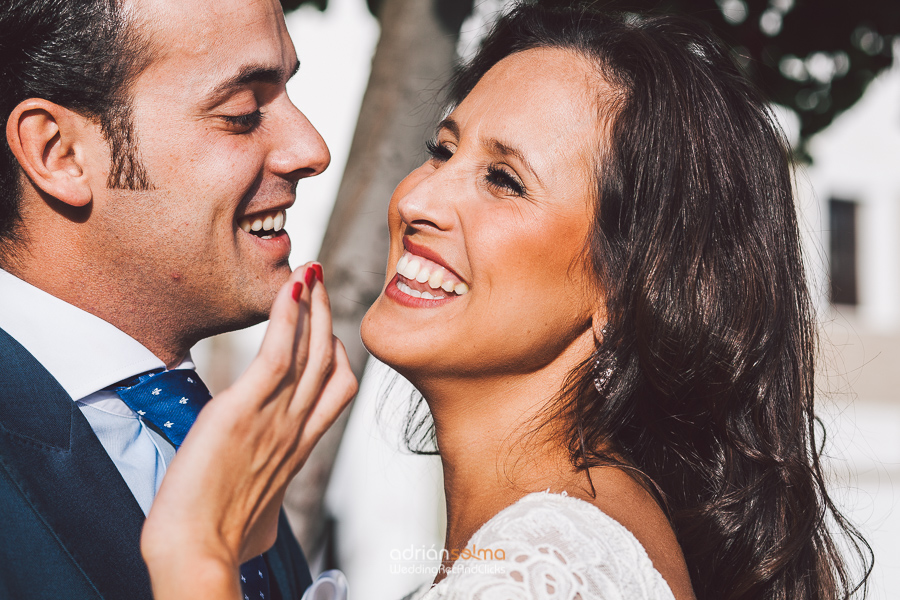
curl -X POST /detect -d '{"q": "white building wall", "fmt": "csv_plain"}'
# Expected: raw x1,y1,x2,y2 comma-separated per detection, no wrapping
802,46,900,599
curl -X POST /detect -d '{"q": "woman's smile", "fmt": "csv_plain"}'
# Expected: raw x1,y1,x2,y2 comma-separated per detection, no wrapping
386,238,470,306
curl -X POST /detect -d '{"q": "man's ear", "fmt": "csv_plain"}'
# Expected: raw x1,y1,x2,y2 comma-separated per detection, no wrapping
6,98,95,207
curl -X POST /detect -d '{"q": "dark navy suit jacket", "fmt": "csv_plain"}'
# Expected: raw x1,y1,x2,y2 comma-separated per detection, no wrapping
0,327,313,600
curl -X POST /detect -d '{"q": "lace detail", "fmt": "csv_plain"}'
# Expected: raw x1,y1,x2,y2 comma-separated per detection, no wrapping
416,492,675,600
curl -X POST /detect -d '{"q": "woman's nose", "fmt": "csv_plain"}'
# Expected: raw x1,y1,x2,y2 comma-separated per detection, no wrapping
395,165,460,233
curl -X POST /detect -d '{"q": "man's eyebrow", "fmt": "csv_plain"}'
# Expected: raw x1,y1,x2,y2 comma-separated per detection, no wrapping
205,60,301,105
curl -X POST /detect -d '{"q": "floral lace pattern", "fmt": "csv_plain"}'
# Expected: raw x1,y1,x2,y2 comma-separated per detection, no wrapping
415,492,675,600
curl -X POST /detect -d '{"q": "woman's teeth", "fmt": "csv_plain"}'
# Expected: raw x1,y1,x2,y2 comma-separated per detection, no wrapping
238,210,286,240
396,280,445,300
395,252,469,298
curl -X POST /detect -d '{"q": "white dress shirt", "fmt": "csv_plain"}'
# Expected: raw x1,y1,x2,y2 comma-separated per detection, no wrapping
0,268,191,515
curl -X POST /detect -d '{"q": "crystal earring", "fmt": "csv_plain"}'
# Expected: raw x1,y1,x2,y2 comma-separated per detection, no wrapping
593,326,614,393
593,358,614,393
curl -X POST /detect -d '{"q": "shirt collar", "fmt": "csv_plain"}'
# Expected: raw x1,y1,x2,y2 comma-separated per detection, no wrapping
0,269,190,402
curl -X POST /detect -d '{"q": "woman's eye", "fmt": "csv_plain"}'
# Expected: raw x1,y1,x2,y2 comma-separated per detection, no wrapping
222,109,263,132
486,165,526,197
425,138,454,162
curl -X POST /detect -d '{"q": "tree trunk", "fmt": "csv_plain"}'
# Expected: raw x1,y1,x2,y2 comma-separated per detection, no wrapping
282,0,465,562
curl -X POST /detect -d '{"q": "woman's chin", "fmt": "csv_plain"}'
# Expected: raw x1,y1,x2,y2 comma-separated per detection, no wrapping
360,299,410,369
359,303,382,355
362,302,443,381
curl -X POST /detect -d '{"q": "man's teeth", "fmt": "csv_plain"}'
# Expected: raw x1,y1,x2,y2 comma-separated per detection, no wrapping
395,252,469,297
238,210,286,239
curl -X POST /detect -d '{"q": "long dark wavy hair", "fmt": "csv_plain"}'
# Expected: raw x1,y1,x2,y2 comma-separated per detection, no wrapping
400,2,873,599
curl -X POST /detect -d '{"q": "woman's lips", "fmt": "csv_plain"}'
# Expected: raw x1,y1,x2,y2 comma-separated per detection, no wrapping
386,273,461,307
385,247,470,307
395,251,469,296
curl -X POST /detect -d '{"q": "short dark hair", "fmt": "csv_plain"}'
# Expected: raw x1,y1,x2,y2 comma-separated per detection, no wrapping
0,0,153,265
405,3,872,599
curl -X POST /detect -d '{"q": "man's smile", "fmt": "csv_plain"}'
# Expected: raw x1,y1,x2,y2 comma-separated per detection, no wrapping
238,209,287,240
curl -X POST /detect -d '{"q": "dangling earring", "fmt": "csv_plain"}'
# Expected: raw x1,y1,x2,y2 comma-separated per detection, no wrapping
593,358,614,393
593,326,614,394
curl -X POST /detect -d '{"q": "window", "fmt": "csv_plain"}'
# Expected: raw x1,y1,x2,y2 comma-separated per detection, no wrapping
829,198,858,305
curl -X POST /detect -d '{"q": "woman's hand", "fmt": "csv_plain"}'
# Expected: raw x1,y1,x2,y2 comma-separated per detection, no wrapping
141,263,358,600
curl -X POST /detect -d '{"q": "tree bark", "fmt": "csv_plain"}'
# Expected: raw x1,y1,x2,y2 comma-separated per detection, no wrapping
282,0,464,561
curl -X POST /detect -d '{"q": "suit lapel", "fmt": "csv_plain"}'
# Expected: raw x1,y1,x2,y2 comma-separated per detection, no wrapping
0,328,152,600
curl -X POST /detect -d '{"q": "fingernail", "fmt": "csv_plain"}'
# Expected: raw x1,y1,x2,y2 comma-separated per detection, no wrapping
304,266,316,288
292,282,303,302
313,263,324,283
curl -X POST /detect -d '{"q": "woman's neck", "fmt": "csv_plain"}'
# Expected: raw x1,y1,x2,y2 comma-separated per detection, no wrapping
415,345,594,578
436,414,578,556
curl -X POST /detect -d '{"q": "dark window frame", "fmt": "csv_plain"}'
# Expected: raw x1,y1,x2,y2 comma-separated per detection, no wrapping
829,198,858,306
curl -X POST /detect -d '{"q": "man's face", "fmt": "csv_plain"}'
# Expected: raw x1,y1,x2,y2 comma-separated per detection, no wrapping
82,0,329,340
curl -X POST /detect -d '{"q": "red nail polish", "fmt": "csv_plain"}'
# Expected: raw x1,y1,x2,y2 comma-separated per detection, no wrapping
304,266,316,288
292,282,303,302
313,263,324,283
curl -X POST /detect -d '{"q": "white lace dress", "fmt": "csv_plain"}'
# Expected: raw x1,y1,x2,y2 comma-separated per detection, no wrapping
410,492,675,600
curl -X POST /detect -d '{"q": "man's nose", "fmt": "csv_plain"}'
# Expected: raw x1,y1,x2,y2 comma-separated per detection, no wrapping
268,98,331,180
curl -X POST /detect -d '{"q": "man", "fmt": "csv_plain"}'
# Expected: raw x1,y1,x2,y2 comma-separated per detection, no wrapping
0,0,333,597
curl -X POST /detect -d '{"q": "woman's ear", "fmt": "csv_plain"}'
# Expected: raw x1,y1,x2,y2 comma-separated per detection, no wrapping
6,98,95,207
591,304,609,344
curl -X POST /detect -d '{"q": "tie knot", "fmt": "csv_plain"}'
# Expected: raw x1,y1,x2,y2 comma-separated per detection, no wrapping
112,369,212,448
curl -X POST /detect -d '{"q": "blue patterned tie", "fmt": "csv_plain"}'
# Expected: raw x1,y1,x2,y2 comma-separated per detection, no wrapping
111,369,272,600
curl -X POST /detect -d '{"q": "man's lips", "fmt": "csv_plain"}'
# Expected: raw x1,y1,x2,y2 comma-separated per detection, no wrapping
238,209,286,239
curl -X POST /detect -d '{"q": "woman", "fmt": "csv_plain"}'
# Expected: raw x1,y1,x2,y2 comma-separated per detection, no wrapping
144,4,871,600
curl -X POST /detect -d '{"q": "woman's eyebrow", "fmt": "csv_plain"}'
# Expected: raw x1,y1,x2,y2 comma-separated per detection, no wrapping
486,138,542,185
436,117,460,138
437,117,542,184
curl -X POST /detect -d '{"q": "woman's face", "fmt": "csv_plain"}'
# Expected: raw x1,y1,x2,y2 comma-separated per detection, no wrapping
362,48,606,384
